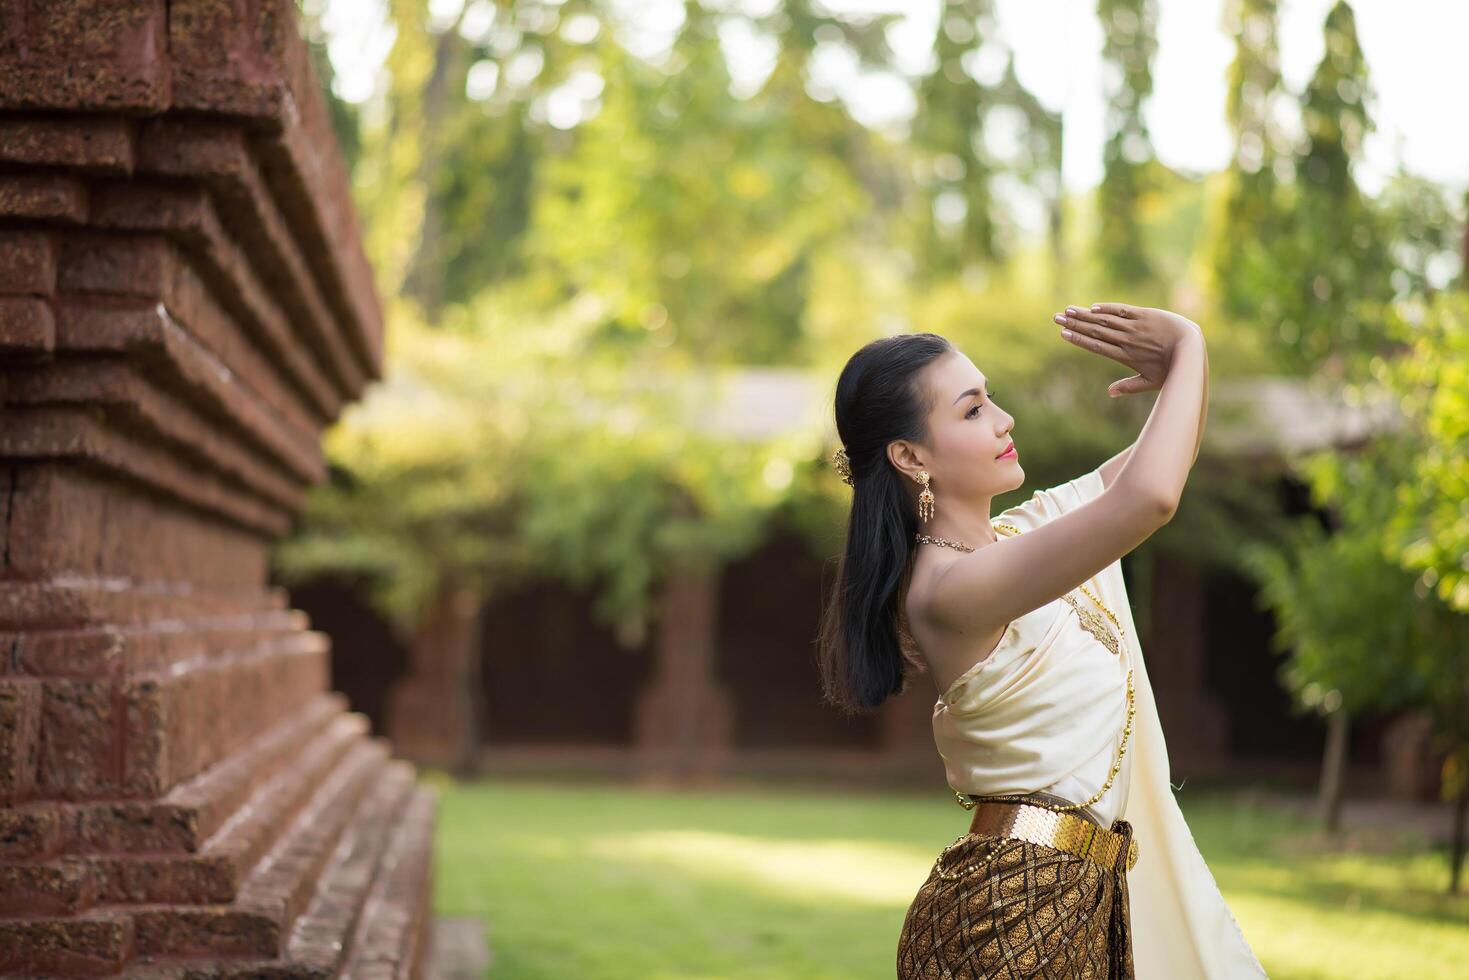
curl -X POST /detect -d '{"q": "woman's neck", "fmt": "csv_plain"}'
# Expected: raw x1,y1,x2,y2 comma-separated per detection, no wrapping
920,503,999,548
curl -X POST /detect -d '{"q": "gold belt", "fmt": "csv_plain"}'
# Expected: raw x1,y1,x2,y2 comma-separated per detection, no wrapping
965,798,1139,873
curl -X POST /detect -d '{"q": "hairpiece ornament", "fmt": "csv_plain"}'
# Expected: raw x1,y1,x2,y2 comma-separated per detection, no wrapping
831,447,854,486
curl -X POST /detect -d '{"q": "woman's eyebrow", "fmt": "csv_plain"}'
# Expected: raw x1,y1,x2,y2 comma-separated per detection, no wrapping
951,383,989,405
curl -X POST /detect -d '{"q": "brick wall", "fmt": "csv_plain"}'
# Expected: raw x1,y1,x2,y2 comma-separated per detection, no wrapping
0,2,436,975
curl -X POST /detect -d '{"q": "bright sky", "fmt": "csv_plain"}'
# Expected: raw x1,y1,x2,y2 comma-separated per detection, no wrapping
321,0,1469,200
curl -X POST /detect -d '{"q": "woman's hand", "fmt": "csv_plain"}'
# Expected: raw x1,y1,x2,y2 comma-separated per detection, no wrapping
1053,302,1203,398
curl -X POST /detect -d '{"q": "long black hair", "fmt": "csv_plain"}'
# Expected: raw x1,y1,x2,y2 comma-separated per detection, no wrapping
818,332,955,714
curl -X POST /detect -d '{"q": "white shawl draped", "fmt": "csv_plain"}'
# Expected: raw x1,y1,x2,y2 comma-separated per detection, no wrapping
931,467,1268,979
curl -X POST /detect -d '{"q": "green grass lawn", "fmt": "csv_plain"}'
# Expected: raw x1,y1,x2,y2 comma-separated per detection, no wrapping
428,773,1469,979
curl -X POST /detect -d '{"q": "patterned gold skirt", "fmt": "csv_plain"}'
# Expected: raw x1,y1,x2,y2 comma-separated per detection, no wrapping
896,794,1135,979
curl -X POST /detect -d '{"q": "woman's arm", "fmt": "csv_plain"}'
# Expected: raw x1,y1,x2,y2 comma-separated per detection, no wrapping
1113,331,1206,509
1097,343,1206,490
1097,444,1132,491
923,306,1205,637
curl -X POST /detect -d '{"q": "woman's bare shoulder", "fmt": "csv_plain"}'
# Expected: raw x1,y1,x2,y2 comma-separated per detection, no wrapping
904,551,1011,692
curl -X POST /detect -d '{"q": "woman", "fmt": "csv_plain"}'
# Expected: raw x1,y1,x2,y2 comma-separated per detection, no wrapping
817,304,1267,979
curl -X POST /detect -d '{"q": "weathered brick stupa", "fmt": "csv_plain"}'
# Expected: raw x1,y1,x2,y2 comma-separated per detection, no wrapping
0,1,438,976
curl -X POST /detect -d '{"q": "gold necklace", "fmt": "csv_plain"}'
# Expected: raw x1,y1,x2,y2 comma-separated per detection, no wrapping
913,532,981,551
915,521,1136,815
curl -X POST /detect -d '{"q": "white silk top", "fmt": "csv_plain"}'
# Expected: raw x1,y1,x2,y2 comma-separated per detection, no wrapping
932,477,1135,824
927,466,1268,979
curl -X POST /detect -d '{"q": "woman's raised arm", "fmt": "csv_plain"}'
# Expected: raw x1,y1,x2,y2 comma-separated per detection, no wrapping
1057,302,1207,507
921,306,1207,636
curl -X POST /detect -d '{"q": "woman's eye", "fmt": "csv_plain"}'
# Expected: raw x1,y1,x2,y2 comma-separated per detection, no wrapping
965,404,980,419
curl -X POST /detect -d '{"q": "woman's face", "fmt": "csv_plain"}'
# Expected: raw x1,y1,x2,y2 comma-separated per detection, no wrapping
916,349,1021,496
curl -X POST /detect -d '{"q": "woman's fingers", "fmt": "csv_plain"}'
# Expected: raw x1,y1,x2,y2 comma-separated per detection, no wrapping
1108,374,1160,398
1089,302,1138,318
1059,309,1130,352
1063,307,1129,333
1058,319,1128,361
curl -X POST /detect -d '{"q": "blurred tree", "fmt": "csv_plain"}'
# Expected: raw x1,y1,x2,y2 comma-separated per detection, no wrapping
1375,294,1469,618
522,0,908,366
994,55,1064,295
1210,0,1292,331
1277,0,1393,373
744,0,906,256
272,299,533,641
749,0,899,118
911,0,1003,278
353,0,444,305
1376,169,1464,305
1244,291,1469,889
349,0,633,322
386,0,597,317
1372,291,1469,891
1240,447,1425,835
910,1,1064,287
1096,0,1159,287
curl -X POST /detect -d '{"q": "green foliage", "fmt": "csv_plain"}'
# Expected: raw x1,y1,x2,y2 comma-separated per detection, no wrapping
1096,0,1160,287
1278,0,1394,369
1242,291,1469,823
1211,0,1292,328
513,364,819,646
272,299,533,639
522,34,870,365
376,0,597,313
1377,170,1465,302
1240,455,1427,720
911,0,1003,274
1208,0,1441,377
908,1,1065,284
1373,293,1469,616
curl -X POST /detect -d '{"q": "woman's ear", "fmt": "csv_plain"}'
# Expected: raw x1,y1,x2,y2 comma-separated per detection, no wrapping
887,440,924,484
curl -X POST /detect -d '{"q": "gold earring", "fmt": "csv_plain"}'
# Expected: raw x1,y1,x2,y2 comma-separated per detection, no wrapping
916,470,934,522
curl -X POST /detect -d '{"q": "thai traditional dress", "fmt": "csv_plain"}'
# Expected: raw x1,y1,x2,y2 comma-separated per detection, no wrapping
896,467,1267,979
